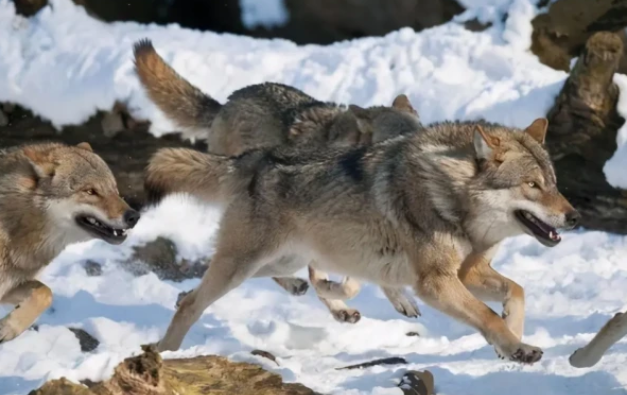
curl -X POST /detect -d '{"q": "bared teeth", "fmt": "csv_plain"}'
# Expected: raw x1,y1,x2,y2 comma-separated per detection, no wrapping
549,231,561,241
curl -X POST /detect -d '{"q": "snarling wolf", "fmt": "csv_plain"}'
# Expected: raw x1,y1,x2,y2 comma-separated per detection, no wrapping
134,39,423,323
0,143,140,343
146,118,579,363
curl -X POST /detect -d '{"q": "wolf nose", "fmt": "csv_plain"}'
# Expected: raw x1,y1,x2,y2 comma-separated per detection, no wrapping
565,210,581,229
124,209,141,228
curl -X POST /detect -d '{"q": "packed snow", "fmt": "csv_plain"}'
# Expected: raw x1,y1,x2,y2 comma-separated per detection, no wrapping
2,0,627,394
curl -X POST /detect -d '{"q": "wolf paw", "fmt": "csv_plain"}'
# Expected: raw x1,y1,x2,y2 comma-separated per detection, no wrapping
392,297,421,318
332,309,361,324
0,318,22,343
175,290,192,308
569,348,598,368
283,279,309,296
496,343,543,364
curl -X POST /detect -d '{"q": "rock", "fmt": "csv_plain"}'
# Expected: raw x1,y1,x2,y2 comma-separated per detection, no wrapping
28,377,92,395
0,109,8,127
83,260,103,277
29,345,319,395
13,0,48,17
69,0,464,46
406,331,420,337
336,357,407,370
3,103,15,114
251,350,279,366
68,328,100,352
398,370,435,395
127,237,208,281
546,32,627,234
531,0,627,73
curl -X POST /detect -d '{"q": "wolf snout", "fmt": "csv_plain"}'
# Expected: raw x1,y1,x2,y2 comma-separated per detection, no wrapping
123,209,141,228
564,210,581,229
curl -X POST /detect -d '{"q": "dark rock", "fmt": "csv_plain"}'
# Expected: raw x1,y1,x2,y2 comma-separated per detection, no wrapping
399,370,435,395
68,328,99,352
251,349,279,366
406,331,421,337
531,0,627,73
127,237,208,282
337,357,407,370
83,260,102,277
68,0,464,46
13,0,48,17
546,32,627,234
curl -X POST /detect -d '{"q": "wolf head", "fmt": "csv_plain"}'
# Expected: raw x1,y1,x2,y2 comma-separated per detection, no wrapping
23,143,141,245
467,119,579,247
330,94,422,145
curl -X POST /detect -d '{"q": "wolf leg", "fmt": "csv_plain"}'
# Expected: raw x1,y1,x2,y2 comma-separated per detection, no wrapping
272,277,309,296
309,266,361,323
382,287,421,318
570,311,627,368
414,272,541,364
0,281,52,343
308,267,361,300
158,210,282,352
458,251,525,340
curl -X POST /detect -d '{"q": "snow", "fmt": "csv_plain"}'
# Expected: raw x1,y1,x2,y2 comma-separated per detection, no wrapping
603,74,627,189
239,0,289,29
1,0,627,394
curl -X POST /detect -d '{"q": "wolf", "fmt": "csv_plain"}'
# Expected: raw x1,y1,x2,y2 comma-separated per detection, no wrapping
569,312,627,368
0,143,141,343
134,39,423,323
145,118,580,362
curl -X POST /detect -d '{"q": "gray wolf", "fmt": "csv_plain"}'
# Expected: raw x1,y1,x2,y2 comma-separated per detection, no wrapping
0,143,141,343
569,312,627,368
146,118,580,363
134,39,422,323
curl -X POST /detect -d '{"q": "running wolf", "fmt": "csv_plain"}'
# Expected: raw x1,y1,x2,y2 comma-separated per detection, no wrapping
146,118,580,363
0,143,141,343
134,39,423,323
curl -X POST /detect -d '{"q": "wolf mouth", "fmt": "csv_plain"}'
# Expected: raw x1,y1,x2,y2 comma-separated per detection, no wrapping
76,214,129,245
514,210,561,247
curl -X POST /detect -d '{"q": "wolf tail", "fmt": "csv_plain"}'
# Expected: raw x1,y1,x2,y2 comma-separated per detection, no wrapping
144,148,236,206
133,39,222,135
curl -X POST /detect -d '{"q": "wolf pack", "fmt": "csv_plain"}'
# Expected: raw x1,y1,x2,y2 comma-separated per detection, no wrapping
0,38,623,374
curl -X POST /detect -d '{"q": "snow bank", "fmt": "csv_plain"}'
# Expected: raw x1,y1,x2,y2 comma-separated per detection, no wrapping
603,74,627,189
0,0,566,139
2,0,627,394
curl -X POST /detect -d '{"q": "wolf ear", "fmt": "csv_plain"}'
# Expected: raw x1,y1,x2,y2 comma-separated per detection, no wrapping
23,147,56,179
348,105,372,134
76,142,93,152
524,118,548,144
392,94,418,117
473,126,500,160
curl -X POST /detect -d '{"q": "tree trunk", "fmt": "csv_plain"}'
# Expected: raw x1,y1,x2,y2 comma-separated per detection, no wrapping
29,345,319,395
546,31,627,233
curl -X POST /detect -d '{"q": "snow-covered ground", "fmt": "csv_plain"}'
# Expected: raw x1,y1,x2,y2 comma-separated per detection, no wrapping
2,0,627,394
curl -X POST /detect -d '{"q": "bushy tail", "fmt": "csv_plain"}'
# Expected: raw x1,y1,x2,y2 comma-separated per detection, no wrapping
133,39,222,134
144,148,235,206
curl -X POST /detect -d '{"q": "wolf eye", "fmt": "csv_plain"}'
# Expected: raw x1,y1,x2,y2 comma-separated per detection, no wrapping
527,181,538,189
85,189,97,196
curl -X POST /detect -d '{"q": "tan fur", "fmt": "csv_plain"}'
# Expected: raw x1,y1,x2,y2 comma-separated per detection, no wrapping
150,119,579,365
0,143,141,343
570,312,627,368
136,39,424,323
